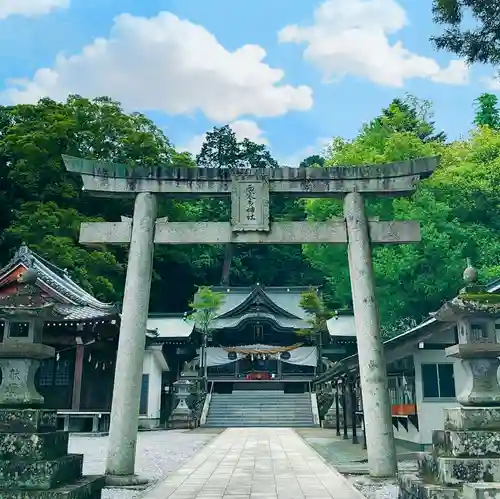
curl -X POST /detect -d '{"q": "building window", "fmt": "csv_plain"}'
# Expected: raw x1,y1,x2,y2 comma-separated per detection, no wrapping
38,359,55,387
55,360,70,386
421,363,456,399
139,374,149,415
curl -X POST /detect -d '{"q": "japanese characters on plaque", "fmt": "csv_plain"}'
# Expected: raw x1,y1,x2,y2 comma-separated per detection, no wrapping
231,175,270,232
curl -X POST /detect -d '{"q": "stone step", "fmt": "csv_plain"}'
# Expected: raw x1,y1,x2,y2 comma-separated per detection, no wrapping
0,408,57,433
208,405,312,409
463,483,500,499
398,474,461,499
433,429,500,458
420,454,500,485
208,409,313,414
211,402,310,406
208,411,313,417
0,453,83,489
204,423,316,428
0,475,105,498
212,395,310,399
0,430,69,461
203,391,316,428
206,419,315,424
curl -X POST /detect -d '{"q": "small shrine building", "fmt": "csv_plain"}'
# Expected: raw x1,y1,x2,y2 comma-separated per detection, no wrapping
192,285,356,392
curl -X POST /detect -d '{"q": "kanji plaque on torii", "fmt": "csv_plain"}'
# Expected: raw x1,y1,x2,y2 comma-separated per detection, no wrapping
63,154,438,482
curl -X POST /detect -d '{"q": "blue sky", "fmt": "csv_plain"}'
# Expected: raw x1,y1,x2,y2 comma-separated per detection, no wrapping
0,0,498,164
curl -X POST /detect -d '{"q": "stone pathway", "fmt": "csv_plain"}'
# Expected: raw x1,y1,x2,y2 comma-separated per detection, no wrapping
69,430,217,499
142,428,363,499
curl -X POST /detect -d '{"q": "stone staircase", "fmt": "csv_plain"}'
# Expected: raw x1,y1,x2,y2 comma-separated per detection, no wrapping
203,390,318,428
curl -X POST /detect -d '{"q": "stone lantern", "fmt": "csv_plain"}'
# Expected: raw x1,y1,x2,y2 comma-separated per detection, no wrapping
399,261,500,499
169,379,194,429
434,284,500,407
0,312,55,407
0,267,105,497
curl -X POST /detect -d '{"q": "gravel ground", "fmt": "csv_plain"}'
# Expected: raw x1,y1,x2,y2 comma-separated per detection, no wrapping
69,430,216,499
345,461,417,499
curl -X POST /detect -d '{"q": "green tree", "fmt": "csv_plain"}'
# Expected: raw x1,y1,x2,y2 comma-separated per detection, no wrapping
189,286,225,383
0,96,209,309
430,0,500,70
299,155,325,168
195,124,314,287
370,96,446,143
298,288,336,373
5,201,124,301
474,93,500,129
196,125,278,169
304,98,500,334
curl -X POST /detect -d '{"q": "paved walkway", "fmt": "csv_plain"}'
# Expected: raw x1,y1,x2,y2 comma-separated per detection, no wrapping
143,428,362,499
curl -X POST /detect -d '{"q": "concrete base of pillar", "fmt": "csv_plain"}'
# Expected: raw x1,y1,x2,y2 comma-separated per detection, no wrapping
105,474,149,489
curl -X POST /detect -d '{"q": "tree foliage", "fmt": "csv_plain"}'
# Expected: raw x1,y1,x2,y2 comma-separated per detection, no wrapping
298,288,336,345
299,155,325,168
5,91,500,341
371,96,446,143
431,0,500,70
196,125,278,169
474,93,500,129
195,125,318,286
188,286,225,334
304,95,500,331
0,97,320,312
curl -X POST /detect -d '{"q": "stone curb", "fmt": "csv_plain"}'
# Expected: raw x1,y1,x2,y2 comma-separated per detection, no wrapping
296,430,370,499
135,430,221,498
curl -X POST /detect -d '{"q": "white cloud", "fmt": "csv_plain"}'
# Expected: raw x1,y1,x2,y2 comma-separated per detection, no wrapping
483,76,500,91
431,60,469,85
280,137,331,167
0,0,69,19
181,120,268,156
2,11,313,122
278,0,469,88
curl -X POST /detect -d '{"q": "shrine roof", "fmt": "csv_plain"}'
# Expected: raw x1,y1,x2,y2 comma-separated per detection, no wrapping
193,285,355,336
147,314,195,339
213,314,308,331
209,286,316,320
0,245,118,321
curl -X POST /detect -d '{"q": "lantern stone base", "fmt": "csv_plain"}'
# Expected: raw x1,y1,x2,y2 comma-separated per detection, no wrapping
400,407,500,499
398,474,462,499
323,405,341,429
444,407,500,431
398,476,500,499
0,475,105,499
0,408,57,433
0,408,104,499
419,454,500,484
169,411,194,429
433,429,500,457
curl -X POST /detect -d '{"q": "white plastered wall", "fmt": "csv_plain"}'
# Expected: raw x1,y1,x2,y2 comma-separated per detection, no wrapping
141,346,168,427
393,327,465,447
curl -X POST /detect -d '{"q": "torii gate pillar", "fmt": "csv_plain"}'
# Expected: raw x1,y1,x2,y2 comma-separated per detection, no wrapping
64,155,438,480
105,192,156,483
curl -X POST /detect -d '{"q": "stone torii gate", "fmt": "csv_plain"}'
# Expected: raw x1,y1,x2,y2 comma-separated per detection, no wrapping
63,155,438,481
